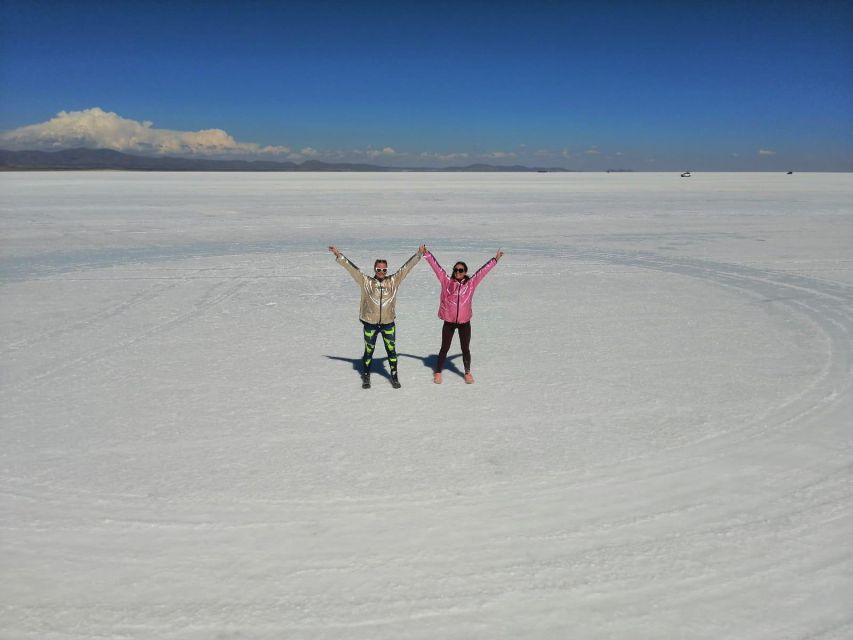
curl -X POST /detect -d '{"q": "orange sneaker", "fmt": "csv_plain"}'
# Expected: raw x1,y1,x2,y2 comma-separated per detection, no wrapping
433,372,442,384
464,372,474,384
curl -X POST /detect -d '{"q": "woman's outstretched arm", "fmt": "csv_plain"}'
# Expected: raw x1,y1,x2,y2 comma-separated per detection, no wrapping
423,247,450,282
469,249,503,288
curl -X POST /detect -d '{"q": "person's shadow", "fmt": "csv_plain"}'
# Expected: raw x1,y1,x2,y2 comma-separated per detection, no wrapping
325,355,394,382
398,352,466,379
325,353,465,382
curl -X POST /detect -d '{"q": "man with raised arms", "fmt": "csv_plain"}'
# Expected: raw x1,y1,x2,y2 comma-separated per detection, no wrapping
328,244,426,389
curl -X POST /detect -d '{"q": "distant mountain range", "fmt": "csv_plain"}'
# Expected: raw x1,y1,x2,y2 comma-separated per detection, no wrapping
0,148,575,172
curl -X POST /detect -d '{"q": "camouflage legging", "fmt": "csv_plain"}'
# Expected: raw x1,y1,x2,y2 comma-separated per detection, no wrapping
361,322,397,374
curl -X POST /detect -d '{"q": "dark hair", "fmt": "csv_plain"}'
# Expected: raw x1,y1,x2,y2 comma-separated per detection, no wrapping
374,259,388,269
453,261,468,273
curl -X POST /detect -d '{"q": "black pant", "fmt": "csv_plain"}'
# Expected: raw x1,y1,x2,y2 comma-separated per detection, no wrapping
437,321,471,373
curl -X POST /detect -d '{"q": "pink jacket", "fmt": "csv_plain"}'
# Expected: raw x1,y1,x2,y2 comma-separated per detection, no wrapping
425,252,497,324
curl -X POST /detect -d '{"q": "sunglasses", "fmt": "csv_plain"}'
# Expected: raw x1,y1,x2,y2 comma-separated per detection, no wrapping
375,268,388,273
454,268,466,273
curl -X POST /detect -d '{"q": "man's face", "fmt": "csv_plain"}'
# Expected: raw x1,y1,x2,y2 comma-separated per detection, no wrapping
374,262,388,281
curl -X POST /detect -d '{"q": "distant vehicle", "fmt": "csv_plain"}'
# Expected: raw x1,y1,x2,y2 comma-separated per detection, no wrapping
681,171,692,177
787,171,793,175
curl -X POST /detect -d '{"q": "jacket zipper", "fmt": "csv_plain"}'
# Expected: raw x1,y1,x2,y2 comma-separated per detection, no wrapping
455,283,461,323
378,280,384,325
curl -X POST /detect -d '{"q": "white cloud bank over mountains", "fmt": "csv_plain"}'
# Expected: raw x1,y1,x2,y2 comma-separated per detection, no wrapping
2,107,797,169
0,108,416,164
0,109,530,166
0,108,292,157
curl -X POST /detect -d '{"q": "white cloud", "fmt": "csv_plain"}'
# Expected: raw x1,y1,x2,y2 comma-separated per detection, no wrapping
319,149,350,160
561,149,572,159
281,147,319,161
758,149,775,156
419,152,470,162
584,148,601,155
366,147,397,158
483,151,517,159
0,107,291,156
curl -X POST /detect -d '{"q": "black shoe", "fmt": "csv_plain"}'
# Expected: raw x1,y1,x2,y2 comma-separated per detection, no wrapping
361,372,371,389
390,373,401,389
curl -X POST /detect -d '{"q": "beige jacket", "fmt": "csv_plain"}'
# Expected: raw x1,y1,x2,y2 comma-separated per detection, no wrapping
336,252,422,324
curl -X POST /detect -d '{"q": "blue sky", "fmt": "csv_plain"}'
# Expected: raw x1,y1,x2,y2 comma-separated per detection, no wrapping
1,0,851,169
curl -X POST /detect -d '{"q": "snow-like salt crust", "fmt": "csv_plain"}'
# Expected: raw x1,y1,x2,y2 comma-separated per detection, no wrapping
1,172,852,638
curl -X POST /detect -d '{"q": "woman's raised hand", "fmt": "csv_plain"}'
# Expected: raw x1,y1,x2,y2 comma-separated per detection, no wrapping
419,244,427,255
328,245,341,257
495,249,504,261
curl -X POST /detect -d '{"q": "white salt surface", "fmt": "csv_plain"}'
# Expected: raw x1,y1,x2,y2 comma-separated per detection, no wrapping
1,172,852,638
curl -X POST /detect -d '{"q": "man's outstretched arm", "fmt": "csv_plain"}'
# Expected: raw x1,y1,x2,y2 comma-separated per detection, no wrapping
328,245,364,284
390,245,426,285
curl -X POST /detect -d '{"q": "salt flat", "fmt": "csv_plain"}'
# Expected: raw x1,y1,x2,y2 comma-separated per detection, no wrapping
1,172,852,639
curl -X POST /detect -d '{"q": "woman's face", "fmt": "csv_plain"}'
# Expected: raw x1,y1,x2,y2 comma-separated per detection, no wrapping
453,263,467,281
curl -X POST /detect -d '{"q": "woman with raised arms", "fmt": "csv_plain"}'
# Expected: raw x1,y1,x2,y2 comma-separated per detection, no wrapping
423,247,504,384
